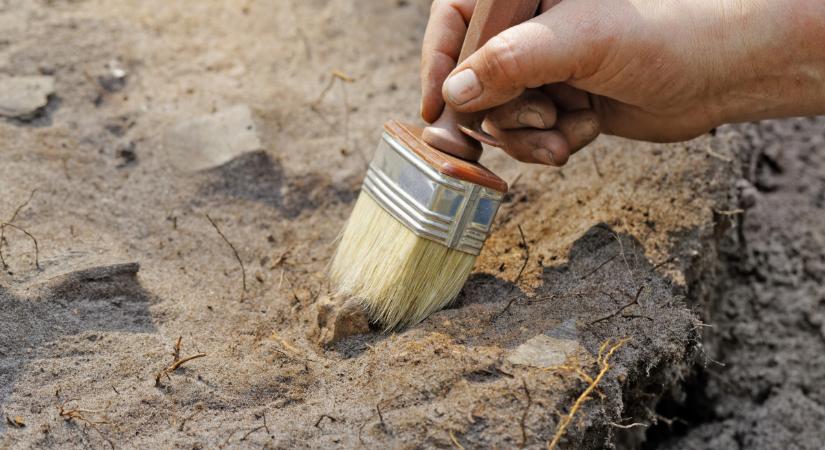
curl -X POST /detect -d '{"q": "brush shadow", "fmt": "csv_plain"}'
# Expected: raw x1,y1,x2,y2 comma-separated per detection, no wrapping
0,263,158,433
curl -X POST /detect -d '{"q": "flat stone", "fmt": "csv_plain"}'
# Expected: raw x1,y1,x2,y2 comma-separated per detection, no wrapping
0,76,55,118
508,320,583,369
164,104,262,171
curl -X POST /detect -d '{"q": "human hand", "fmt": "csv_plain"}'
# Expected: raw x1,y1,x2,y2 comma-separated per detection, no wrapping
421,0,825,166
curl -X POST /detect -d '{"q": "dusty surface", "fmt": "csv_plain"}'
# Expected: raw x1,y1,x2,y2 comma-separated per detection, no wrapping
0,1,821,449
656,119,825,450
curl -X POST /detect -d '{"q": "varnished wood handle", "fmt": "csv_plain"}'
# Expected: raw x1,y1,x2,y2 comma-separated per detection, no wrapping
458,0,540,64
422,0,540,161
386,120,508,193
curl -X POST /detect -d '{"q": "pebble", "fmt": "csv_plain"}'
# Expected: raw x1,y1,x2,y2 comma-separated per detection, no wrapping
0,75,55,118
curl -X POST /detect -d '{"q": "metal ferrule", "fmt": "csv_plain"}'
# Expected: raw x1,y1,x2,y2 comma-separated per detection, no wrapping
362,132,504,256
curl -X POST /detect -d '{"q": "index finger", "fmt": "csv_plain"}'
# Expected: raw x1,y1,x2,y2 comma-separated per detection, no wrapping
420,0,476,123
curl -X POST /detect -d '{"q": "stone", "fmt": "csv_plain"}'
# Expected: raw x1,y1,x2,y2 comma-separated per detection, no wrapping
507,319,584,369
0,75,55,118
164,104,262,171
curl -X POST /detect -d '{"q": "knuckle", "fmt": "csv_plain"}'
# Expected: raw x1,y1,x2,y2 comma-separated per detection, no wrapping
481,34,525,91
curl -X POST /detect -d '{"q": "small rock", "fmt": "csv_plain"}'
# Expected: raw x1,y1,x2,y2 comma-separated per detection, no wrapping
736,179,759,209
314,295,370,346
0,75,55,118
98,60,128,93
164,105,262,172
508,320,584,369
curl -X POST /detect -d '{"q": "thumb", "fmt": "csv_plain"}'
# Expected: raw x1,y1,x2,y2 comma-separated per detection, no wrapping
442,9,587,113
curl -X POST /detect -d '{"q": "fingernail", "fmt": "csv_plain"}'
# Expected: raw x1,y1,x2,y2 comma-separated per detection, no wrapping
518,110,546,129
444,69,481,105
574,118,599,140
532,148,556,165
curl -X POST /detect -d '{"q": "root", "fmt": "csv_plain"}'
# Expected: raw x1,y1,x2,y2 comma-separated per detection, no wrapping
449,429,465,450
589,285,646,325
58,401,114,449
0,189,40,270
547,337,630,450
155,336,207,387
519,378,532,447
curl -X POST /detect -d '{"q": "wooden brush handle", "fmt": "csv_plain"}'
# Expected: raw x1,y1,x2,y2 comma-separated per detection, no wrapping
422,0,540,161
385,120,508,193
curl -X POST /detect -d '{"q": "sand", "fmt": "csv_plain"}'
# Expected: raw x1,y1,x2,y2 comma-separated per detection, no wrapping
1,1,823,449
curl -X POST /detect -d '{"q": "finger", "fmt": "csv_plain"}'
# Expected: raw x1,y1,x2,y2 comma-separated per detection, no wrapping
442,3,604,113
484,124,571,166
485,89,557,130
543,83,591,111
420,0,476,123
554,109,601,153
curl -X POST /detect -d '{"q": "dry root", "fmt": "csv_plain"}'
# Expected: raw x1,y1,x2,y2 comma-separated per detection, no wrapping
58,401,113,449
547,337,630,450
155,336,206,387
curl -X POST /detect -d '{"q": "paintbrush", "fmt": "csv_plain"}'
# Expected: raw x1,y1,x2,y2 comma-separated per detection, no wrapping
331,0,540,330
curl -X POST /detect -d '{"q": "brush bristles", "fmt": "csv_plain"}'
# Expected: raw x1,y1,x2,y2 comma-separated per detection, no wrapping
330,192,476,331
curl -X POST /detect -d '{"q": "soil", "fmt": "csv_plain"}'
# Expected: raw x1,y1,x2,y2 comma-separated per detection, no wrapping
655,118,825,450
0,1,822,449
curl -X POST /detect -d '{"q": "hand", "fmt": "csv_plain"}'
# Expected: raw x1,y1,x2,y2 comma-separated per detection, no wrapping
420,0,825,166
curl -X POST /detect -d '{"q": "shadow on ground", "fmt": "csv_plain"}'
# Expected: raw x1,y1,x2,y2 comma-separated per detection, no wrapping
0,263,157,433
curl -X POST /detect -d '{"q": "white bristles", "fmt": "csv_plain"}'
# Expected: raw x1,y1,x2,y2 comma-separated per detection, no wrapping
330,192,476,331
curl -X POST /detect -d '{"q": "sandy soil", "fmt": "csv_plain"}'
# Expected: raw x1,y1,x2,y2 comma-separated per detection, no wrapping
0,1,822,449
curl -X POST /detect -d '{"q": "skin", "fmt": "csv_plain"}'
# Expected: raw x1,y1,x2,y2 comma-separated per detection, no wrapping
420,0,825,166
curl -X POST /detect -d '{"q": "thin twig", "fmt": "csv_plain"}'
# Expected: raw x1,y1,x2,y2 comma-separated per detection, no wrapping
167,353,207,372
7,189,36,223
376,403,384,426
58,402,114,449
513,225,529,285
177,405,204,432
650,256,677,272
240,425,267,441
609,421,647,429
0,189,38,270
704,144,733,162
155,337,207,387
1,223,40,269
491,225,530,321
315,414,336,428
206,214,246,302
589,285,646,325
579,254,617,280
491,294,521,322
449,430,465,450
519,378,532,447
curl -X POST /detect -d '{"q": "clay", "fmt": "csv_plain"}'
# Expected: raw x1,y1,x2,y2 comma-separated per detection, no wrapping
314,295,371,347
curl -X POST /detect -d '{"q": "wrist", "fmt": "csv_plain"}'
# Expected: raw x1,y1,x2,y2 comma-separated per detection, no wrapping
707,0,825,125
